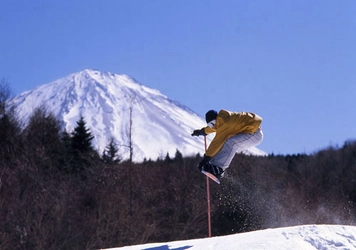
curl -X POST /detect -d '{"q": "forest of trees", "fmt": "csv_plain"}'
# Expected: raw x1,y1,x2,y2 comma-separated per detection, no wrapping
1,81,356,249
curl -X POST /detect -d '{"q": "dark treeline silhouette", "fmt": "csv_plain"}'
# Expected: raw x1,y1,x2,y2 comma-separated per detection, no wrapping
1,84,356,249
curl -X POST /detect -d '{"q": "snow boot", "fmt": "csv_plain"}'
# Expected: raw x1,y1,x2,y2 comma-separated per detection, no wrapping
203,163,224,179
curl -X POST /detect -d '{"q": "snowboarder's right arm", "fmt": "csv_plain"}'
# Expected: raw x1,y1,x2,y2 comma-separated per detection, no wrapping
192,125,217,136
191,128,207,136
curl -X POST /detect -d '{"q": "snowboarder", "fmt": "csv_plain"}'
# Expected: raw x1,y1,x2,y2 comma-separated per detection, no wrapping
192,109,263,181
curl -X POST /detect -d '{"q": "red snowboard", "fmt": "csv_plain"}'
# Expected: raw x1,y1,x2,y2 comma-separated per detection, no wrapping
201,170,220,184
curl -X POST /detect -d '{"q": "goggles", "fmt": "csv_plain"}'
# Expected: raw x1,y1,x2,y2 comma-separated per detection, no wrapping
207,119,216,128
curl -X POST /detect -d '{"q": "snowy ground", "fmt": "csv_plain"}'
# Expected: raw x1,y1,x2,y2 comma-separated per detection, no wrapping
103,224,356,250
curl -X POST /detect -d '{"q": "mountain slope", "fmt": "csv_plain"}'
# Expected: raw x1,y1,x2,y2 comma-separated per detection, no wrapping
11,69,265,161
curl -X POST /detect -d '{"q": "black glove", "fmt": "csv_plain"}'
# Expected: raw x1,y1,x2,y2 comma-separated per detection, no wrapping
191,128,206,137
198,155,212,171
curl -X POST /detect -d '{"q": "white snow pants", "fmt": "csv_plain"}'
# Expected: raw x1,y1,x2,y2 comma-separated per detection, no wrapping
211,128,263,170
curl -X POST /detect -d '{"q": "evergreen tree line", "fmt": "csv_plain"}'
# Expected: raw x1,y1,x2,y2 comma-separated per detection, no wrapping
1,82,356,249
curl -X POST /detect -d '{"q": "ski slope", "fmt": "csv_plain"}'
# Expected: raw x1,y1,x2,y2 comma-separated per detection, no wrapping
103,224,356,250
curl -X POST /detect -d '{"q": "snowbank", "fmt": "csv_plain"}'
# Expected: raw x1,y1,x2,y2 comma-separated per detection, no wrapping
104,224,356,250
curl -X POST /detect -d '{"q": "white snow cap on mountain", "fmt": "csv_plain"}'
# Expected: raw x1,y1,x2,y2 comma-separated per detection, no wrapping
11,69,266,162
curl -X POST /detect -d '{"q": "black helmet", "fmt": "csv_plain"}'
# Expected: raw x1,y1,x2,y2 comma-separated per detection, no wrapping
205,110,217,123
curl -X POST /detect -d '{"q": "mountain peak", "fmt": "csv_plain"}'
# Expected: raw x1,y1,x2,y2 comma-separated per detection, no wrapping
11,70,208,161
11,69,266,161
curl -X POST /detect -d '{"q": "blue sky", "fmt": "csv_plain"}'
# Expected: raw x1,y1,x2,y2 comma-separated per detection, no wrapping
1,0,355,155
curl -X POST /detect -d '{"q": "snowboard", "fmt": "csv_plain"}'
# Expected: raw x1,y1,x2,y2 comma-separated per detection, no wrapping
201,170,220,184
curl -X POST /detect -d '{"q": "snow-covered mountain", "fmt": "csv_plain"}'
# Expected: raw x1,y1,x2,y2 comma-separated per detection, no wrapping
11,69,266,162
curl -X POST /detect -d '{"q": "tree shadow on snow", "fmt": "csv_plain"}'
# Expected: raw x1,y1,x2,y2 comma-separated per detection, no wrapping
143,245,193,250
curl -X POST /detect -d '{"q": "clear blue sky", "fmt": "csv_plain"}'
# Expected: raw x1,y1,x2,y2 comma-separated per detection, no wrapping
1,0,355,155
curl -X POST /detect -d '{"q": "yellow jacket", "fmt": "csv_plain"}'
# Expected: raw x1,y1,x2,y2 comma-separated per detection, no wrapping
204,109,262,157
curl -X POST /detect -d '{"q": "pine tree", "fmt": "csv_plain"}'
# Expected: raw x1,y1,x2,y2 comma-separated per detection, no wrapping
64,116,96,173
102,138,120,164
174,149,183,163
71,115,94,154
164,153,171,163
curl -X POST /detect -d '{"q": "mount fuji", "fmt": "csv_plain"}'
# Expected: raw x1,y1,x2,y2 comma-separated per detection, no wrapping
11,69,266,162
